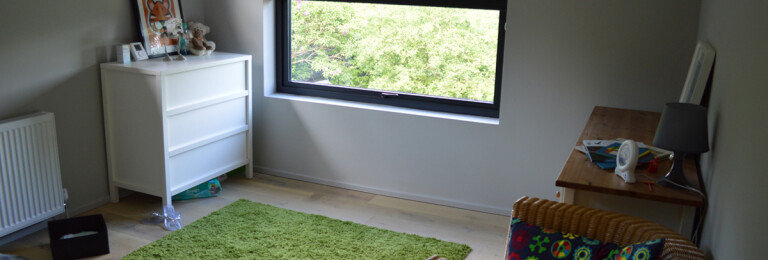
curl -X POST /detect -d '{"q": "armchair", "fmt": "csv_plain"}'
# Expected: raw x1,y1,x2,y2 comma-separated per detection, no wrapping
508,196,705,259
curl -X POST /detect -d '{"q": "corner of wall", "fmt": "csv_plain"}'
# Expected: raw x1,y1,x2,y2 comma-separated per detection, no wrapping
262,0,276,96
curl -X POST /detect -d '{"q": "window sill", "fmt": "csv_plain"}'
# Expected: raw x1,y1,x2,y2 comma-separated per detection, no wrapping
265,93,500,125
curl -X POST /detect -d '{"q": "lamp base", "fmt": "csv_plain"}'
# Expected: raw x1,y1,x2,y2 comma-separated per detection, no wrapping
657,152,692,189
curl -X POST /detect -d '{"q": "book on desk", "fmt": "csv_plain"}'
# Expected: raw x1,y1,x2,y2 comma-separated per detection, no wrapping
578,139,658,170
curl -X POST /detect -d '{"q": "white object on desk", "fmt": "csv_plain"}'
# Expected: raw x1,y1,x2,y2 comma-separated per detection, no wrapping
100,53,253,208
615,139,638,183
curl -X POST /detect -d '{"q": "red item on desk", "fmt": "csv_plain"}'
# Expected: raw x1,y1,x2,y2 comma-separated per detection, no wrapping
644,181,654,192
648,158,658,173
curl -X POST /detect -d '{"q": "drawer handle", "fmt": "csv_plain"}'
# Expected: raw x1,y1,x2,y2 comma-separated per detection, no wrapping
380,92,399,98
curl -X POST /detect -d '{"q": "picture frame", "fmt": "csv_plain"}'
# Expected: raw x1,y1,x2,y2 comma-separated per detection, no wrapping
134,0,184,58
679,41,715,105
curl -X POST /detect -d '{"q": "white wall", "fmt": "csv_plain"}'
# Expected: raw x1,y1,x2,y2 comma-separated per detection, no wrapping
0,0,208,217
3,0,763,256
0,1,140,215
201,0,700,214
697,0,768,258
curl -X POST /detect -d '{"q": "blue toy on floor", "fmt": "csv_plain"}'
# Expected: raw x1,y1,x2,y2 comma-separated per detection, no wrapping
172,179,221,201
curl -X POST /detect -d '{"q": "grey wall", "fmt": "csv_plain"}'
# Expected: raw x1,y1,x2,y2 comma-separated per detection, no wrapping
0,0,206,216
181,0,205,22
0,1,139,214
0,0,718,243
697,0,768,258
201,0,700,214
4,0,765,257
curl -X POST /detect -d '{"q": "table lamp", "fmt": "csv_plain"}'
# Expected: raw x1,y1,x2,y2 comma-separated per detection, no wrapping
653,103,709,188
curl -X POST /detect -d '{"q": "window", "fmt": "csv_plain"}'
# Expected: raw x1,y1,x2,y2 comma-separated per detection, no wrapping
276,0,507,118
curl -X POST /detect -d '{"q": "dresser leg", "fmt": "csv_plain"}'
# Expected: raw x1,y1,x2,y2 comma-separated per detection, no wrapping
109,184,119,203
245,163,253,179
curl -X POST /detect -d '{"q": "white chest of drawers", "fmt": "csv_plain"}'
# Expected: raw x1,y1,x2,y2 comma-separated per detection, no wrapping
100,52,252,206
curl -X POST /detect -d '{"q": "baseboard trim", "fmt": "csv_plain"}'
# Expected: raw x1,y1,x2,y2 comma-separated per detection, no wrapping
0,221,49,247
67,196,111,217
0,196,111,246
252,166,510,216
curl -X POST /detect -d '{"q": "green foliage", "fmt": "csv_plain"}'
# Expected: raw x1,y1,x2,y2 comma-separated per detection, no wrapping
291,1,500,102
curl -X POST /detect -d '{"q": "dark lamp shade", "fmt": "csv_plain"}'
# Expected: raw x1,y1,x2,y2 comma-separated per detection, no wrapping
653,103,710,154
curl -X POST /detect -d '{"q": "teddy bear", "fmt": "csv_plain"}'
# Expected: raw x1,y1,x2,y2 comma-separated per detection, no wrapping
188,22,216,56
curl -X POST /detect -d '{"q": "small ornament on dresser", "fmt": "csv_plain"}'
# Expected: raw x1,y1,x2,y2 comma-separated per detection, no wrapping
188,22,216,56
162,18,187,61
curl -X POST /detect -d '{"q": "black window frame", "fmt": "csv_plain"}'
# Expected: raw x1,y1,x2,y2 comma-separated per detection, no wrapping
275,0,507,118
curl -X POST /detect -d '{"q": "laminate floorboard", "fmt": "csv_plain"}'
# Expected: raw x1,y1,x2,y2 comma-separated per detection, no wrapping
0,173,509,259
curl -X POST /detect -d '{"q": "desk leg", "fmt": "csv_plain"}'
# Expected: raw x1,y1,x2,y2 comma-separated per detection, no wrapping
678,206,696,239
560,187,575,204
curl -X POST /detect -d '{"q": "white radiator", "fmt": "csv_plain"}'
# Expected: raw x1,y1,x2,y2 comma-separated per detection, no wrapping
0,112,66,238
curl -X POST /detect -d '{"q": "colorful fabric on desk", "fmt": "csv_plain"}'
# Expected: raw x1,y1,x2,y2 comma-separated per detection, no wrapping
507,218,664,260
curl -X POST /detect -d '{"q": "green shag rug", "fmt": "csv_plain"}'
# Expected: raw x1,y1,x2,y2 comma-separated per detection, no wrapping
123,199,471,259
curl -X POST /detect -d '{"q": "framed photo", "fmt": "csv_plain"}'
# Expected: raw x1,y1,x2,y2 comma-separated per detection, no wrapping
679,41,715,104
134,0,184,58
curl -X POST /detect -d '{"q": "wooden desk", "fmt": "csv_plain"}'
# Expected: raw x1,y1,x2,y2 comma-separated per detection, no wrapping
556,106,703,237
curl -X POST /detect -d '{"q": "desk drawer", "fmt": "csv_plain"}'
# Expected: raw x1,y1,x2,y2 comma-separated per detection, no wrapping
164,61,247,109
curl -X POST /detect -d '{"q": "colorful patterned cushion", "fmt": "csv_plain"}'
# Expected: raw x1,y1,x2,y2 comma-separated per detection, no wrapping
507,218,664,260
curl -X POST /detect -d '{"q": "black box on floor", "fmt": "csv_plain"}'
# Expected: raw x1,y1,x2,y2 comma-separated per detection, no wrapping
47,214,109,260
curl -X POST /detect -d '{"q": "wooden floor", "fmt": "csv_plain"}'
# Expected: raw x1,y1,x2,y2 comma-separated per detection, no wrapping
0,173,510,259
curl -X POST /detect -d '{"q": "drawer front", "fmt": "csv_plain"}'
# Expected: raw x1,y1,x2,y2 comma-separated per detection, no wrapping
168,132,247,192
166,97,247,151
164,61,247,109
